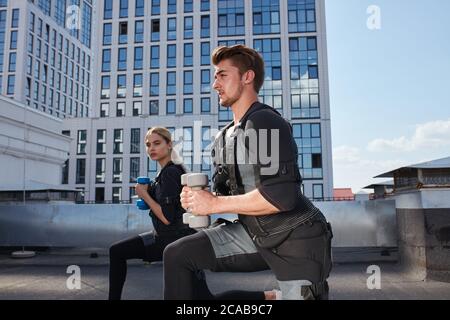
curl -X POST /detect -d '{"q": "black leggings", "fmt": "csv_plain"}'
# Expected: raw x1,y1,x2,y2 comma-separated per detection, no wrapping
109,235,147,300
109,234,265,300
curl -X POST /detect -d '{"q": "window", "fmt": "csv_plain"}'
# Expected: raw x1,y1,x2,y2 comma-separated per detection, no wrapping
167,44,176,68
116,102,125,117
201,69,210,93
104,0,113,19
33,80,39,100
77,130,87,155
166,71,176,95
118,48,127,71
292,123,322,179
97,129,106,154
184,16,193,39
151,19,160,41
151,0,160,15
135,0,144,17
26,77,31,97
119,22,128,44
113,158,123,183
135,21,144,43
184,43,193,67
201,42,210,65
201,0,209,11
130,128,140,153
253,1,280,35
133,74,143,97
149,100,159,115
134,47,143,69
102,49,111,72
166,99,176,114
120,0,128,18
150,73,159,96
289,36,319,118
29,12,35,32
113,129,123,154
168,0,176,14
150,45,159,69
103,23,112,45
27,56,33,75
11,9,19,28
96,158,106,183
253,38,282,111
62,159,69,184
28,35,33,54
183,71,193,95
217,0,245,37
8,53,16,72
288,0,316,33
184,0,193,13
117,74,126,98
167,17,176,41
183,98,193,114
313,184,323,200
100,103,109,117
201,15,210,38
101,76,110,99
133,101,142,116
112,187,122,203
7,75,15,95
130,158,140,183
201,97,210,113
76,159,86,184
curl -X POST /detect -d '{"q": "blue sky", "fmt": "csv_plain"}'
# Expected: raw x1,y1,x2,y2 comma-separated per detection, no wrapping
325,0,450,192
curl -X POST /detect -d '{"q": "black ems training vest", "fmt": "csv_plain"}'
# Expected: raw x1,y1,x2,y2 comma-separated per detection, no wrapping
149,161,191,237
211,102,320,242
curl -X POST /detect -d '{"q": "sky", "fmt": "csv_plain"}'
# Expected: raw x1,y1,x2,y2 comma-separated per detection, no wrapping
324,0,450,192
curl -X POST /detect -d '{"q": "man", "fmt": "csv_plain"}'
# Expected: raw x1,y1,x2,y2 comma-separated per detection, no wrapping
163,45,333,300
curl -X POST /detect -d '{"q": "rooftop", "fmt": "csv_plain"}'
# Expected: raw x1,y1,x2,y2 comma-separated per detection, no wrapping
1,248,449,300
376,156,450,178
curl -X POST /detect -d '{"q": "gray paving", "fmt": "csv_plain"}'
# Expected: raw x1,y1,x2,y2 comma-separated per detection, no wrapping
1,247,450,300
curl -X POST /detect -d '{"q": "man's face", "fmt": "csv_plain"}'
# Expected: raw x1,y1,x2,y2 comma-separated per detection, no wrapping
213,59,245,107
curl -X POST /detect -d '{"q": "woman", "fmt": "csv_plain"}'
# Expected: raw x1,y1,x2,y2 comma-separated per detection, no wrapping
108,127,193,300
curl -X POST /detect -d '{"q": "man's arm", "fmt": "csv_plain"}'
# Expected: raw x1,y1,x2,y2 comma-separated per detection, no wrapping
181,187,280,216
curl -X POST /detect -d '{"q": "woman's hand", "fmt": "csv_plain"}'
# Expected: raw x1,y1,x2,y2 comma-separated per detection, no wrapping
135,183,150,199
180,186,217,216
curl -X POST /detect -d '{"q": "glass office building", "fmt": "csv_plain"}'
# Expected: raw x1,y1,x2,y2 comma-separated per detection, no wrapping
63,0,333,202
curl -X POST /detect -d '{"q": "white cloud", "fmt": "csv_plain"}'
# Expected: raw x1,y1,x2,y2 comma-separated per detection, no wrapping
367,119,450,152
332,145,408,192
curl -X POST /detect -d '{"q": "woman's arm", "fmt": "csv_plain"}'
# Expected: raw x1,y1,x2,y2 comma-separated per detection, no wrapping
135,184,170,225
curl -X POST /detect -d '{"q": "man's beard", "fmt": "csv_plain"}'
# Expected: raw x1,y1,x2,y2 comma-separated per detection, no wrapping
219,85,244,107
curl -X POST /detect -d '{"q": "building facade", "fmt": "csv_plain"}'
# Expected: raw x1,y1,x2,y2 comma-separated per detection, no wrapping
0,0,93,118
63,0,333,203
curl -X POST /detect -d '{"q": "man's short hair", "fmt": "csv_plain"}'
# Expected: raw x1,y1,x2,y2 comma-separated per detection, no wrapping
212,45,265,93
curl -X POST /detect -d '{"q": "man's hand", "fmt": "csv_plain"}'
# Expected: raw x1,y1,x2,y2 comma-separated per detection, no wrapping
180,186,217,216
135,183,149,199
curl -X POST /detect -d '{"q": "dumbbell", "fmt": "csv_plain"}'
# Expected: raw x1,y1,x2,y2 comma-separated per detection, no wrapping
181,173,211,229
136,176,153,210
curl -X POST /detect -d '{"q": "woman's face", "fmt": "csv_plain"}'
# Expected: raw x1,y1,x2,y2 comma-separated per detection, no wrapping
146,133,171,161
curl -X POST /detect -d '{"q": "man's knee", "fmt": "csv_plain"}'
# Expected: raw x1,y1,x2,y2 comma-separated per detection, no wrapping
163,238,190,265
